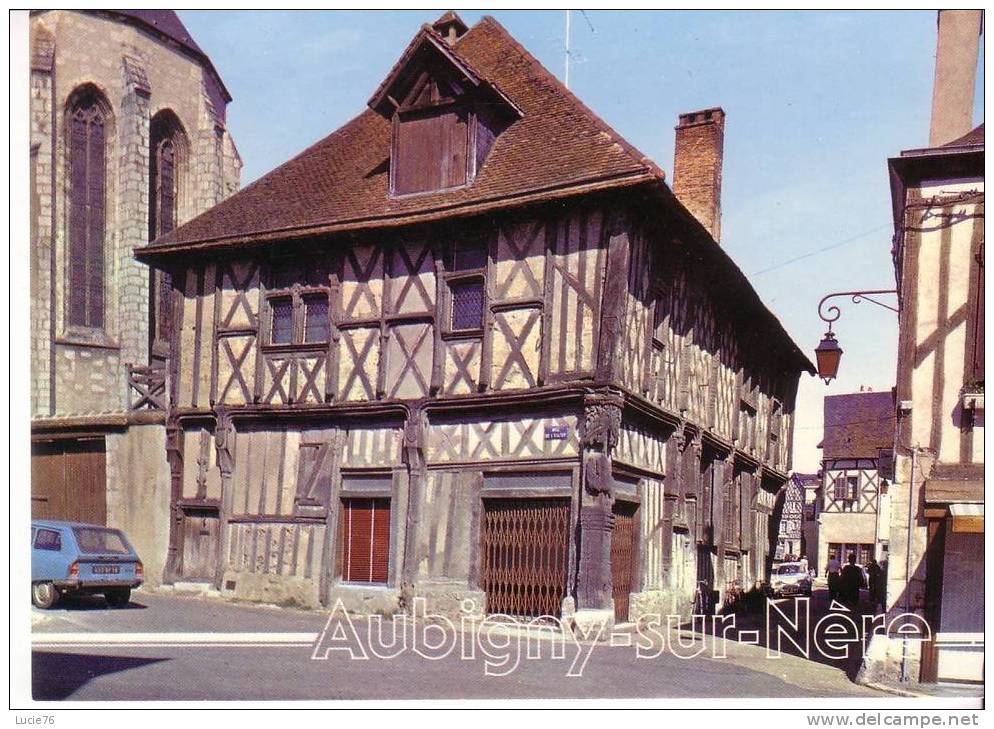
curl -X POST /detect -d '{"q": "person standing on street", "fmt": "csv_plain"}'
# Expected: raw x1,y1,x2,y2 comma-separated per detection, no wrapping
875,560,889,613
867,558,881,606
827,553,841,601
839,553,866,610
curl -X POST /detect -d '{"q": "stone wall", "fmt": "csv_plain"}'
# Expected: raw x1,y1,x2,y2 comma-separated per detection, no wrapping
105,423,172,587
29,10,241,418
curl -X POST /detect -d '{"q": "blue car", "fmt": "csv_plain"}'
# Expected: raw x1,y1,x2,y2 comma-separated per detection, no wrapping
31,520,143,608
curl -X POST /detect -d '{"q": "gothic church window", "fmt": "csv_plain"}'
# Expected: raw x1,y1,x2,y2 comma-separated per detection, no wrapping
67,89,107,329
149,111,188,354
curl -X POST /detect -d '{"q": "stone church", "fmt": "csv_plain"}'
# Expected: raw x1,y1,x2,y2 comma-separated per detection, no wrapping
137,12,813,624
29,10,240,585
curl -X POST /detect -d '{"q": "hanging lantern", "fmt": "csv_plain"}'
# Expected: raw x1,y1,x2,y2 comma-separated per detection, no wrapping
815,331,843,384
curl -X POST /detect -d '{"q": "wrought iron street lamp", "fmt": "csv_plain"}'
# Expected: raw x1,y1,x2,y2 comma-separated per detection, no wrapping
815,290,898,385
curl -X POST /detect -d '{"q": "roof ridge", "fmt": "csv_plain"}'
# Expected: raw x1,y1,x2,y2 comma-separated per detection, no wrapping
474,15,665,182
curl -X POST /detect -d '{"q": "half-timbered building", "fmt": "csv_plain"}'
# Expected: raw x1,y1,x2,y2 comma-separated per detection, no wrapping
137,13,813,623
815,391,894,572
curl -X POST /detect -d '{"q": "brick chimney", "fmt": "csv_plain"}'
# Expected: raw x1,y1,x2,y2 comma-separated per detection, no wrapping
928,10,982,147
673,107,725,243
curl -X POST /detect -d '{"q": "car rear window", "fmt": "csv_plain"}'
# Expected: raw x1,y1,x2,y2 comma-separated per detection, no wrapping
776,565,803,575
34,528,62,551
72,527,130,555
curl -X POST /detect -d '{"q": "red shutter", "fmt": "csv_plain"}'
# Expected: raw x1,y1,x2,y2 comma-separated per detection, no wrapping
370,499,391,583
341,498,390,583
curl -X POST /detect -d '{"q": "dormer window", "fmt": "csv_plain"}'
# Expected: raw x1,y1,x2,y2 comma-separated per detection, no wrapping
393,102,469,195
370,17,522,199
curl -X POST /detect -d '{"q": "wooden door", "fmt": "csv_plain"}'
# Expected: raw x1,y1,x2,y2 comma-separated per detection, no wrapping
31,438,106,524
611,500,638,622
480,498,570,619
180,508,220,581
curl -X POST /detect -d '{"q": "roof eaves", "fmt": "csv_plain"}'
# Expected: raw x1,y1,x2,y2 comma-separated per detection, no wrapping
138,170,657,260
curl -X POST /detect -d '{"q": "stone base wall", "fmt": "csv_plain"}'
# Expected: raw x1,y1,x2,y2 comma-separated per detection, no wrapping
105,423,171,587
328,583,405,617
857,633,923,685
409,580,486,621
220,570,322,610
630,588,694,623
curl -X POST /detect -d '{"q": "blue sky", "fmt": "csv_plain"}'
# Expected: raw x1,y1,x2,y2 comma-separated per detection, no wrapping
179,10,984,472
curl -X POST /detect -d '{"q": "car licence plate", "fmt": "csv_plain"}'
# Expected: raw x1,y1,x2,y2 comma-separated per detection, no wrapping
92,565,120,575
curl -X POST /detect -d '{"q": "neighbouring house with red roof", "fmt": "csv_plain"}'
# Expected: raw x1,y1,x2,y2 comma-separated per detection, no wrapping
136,12,812,623
29,10,240,590
815,390,895,575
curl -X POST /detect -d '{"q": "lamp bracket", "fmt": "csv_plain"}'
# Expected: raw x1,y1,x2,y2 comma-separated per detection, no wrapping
817,289,898,331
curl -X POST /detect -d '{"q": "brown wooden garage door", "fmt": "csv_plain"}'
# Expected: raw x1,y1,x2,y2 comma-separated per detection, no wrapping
611,500,639,623
31,438,106,525
480,498,570,619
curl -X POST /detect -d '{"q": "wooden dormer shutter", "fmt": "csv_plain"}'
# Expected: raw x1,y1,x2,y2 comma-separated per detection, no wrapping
393,106,468,195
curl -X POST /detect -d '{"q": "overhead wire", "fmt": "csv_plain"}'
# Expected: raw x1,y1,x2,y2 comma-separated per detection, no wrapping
751,222,892,276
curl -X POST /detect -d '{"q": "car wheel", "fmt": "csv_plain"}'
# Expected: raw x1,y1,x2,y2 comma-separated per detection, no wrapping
104,588,131,608
31,582,59,609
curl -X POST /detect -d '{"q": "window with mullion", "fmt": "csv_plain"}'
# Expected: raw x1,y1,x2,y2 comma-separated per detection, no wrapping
265,257,331,347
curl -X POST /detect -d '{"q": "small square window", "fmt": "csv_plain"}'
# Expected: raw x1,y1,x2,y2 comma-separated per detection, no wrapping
450,279,484,331
303,295,329,344
270,298,293,345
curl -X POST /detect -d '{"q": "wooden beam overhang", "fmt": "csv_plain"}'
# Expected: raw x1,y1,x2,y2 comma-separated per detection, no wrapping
169,383,600,430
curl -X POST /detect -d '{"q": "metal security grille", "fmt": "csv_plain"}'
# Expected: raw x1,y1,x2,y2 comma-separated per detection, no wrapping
611,501,638,622
480,498,570,619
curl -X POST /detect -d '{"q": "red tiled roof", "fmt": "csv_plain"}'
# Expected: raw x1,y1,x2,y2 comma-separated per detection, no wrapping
147,15,662,251
821,391,895,460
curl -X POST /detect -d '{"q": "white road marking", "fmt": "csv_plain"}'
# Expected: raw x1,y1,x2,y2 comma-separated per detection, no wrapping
32,632,319,647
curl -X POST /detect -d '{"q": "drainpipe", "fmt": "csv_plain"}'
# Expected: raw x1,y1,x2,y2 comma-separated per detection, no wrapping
899,444,918,682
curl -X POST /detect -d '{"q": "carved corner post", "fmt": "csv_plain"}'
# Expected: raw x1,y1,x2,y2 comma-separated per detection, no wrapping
576,393,623,612
163,418,184,584
212,410,235,590
399,405,427,610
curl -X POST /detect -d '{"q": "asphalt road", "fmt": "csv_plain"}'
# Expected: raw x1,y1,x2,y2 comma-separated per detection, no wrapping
31,590,882,701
